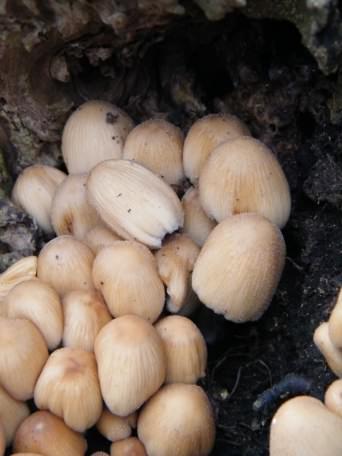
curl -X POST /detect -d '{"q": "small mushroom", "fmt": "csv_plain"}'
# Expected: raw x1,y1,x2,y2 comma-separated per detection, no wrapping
328,288,342,349
0,384,29,447
84,225,121,254
63,290,112,352
34,347,102,432
192,213,286,322
95,315,166,416
110,437,146,456
91,453,109,456
0,318,48,400
37,236,94,296
138,384,215,456
314,322,342,377
199,136,291,228
13,411,87,456
123,119,184,186
96,408,137,442
93,242,164,323
62,100,134,174
183,113,250,185
325,379,342,418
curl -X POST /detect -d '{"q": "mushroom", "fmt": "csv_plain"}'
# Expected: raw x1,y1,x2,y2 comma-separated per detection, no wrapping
13,411,87,456
94,315,166,416
183,113,250,185
92,241,164,323
4,278,63,350
62,100,134,174
328,288,342,349
199,136,291,228
192,213,286,322
34,347,102,432
91,453,109,456
313,322,342,377
62,290,112,352
138,384,215,456
0,421,5,456
155,234,199,314
181,187,216,247
12,165,66,233
110,437,147,456
270,396,342,455
123,119,184,186
96,408,137,442
84,225,121,254
155,315,207,384
87,159,183,248
325,379,342,418
37,236,94,296
0,317,48,400
51,174,100,240
0,384,29,447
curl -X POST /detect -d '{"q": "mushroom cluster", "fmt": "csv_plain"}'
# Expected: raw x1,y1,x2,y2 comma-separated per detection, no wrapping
2,100,291,455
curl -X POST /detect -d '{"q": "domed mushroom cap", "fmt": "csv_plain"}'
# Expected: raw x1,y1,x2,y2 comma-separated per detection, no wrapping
314,322,342,377
37,236,94,296
328,288,342,349
123,119,184,186
11,165,66,233
34,347,102,432
270,396,342,456
192,213,286,322
93,242,164,323
0,384,29,447
84,225,121,254
13,411,87,456
325,379,342,418
87,159,183,248
110,437,146,456
95,315,166,416
199,136,291,228
62,100,134,174
183,113,250,185
96,409,137,442
138,384,215,456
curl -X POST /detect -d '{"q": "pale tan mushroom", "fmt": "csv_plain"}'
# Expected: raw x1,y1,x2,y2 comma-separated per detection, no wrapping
325,379,342,418
84,226,121,254
328,288,342,349
110,437,146,456
96,408,137,442
0,384,29,447
314,322,342,377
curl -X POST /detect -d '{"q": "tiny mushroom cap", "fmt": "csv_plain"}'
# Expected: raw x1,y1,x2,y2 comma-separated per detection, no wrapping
270,396,342,456
37,236,94,296
199,136,291,228
34,347,102,432
84,225,121,254
325,379,342,418
96,408,137,442
183,113,250,185
123,119,184,186
0,317,48,400
62,290,112,352
87,159,184,248
328,288,342,349
62,100,134,174
93,242,164,323
155,234,199,314
182,187,216,247
192,213,286,322
110,437,147,456
155,315,207,384
4,278,63,350
138,383,215,456
0,384,30,447
11,165,66,233
51,174,100,240
94,315,166,416
0,421,5,456
313,322,342,377
13,411,87,456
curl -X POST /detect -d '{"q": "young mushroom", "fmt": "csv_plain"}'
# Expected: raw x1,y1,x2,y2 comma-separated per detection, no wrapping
138,384,215,456
95,315,166,416
84,225,121,254
313,322,342,377
0,384,29,447
110,437,146,456
325,379,342,418
192,213,286,322
328,288,342,349
96,409,137,442
62,100,134,174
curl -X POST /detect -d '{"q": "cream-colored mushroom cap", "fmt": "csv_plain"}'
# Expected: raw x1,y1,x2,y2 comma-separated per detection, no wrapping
325,379,342,418
34,347,102,432
192,213,285,322
96,409,137,442
93,241,164,322
13,411,87,456
51,174,100,240
314,322,342,377
155,316,207,384
95,315,166,416
37,236,94,296
12,165,66,233
183,113,250,185
138,383,215,456
199,136,291,228
4,279,63,350
87,159,183,248
0,384,29,446
182,187,216,247
123,119,184,186
84,226,121,254
110,437,146,456
0,318,48,400
62,100,134,174
270,396,342,455
0,421,5,456
63,290,111,352
328,288,342,349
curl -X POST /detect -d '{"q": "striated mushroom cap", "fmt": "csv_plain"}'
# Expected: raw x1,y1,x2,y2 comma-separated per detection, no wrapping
0,384,29,447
